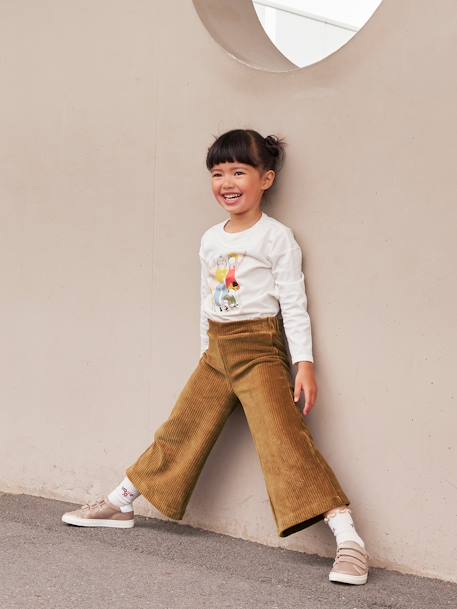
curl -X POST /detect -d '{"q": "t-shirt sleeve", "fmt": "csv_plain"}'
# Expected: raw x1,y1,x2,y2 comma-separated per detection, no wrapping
199,245,210,357
270,228,314,364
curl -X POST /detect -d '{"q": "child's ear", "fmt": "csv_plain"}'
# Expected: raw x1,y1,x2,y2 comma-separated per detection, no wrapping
262,169,276,190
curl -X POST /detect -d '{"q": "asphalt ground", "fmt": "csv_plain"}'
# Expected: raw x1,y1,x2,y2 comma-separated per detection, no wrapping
1,492,455,609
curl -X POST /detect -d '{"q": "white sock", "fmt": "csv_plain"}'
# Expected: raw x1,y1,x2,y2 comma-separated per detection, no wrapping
107,476,141,513
324,508,365,548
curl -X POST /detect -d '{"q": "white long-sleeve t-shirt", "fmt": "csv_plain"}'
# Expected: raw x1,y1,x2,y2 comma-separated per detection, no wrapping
199,211,314,364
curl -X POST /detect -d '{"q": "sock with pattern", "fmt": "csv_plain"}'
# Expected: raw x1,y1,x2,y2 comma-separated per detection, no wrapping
107,476,141,513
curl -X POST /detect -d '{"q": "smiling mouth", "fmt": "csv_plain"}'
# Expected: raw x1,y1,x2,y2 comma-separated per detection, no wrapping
222,194,242,202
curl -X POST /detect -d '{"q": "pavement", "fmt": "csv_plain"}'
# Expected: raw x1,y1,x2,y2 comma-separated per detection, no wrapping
1,492,456,609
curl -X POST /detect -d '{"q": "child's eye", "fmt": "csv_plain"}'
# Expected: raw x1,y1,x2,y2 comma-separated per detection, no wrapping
211,170,244,177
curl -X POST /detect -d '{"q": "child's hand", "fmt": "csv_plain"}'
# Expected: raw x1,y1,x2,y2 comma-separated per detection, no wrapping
293,362,318,416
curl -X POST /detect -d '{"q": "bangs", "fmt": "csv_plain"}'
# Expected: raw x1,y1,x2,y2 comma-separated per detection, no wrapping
206,130,258,171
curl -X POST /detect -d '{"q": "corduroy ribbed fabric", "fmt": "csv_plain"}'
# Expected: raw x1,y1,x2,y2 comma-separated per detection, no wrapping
126,313,350,537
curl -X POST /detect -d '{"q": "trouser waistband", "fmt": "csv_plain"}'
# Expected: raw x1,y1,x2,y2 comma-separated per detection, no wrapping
207,312,282,336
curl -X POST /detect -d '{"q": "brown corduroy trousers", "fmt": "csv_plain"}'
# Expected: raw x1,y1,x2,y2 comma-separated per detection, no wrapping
126,313,350,537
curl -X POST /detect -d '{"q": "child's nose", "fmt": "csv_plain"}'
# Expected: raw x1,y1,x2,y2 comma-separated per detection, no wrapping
222,177,235,189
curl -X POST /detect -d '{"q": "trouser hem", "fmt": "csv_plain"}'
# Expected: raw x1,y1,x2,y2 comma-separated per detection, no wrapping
277,495,350,537
126,468,186,521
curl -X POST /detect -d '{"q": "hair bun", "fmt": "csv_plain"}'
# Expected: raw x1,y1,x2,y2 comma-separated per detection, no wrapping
264,135,280,157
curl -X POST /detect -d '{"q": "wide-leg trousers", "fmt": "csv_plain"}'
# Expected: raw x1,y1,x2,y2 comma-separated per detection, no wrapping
126,313,350,537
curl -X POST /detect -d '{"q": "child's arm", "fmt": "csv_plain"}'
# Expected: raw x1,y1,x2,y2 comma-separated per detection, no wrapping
270,228,317,415
270,228,314,366
199,246,210,357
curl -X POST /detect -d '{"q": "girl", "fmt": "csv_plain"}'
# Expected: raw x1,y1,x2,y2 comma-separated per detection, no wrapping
62,129,369,585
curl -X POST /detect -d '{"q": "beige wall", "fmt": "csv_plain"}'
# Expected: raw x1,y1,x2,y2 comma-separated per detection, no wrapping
1,0,456,582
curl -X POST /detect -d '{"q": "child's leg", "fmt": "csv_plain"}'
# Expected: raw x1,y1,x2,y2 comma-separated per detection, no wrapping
62,351,238,527
212,314,369,585
125,352,239,520
215,316,351,538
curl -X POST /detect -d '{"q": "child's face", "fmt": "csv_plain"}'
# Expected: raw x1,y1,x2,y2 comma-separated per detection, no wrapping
210,162,275,216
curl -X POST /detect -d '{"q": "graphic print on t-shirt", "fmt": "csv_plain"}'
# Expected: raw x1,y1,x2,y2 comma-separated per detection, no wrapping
209,250,246,312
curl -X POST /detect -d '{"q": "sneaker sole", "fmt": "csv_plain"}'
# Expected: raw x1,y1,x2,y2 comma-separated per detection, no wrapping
61,514,134,528
329,571,368,585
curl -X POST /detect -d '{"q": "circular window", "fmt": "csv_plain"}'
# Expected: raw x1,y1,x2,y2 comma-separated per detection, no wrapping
193,0,384,72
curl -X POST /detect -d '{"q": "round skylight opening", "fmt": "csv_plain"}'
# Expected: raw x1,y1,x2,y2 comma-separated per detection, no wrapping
193,0,385,72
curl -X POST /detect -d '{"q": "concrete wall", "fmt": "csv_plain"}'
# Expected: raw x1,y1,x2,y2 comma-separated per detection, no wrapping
1,0,456,582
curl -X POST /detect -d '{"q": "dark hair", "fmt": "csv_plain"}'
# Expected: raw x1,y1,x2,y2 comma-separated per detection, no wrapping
206,129,286,174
